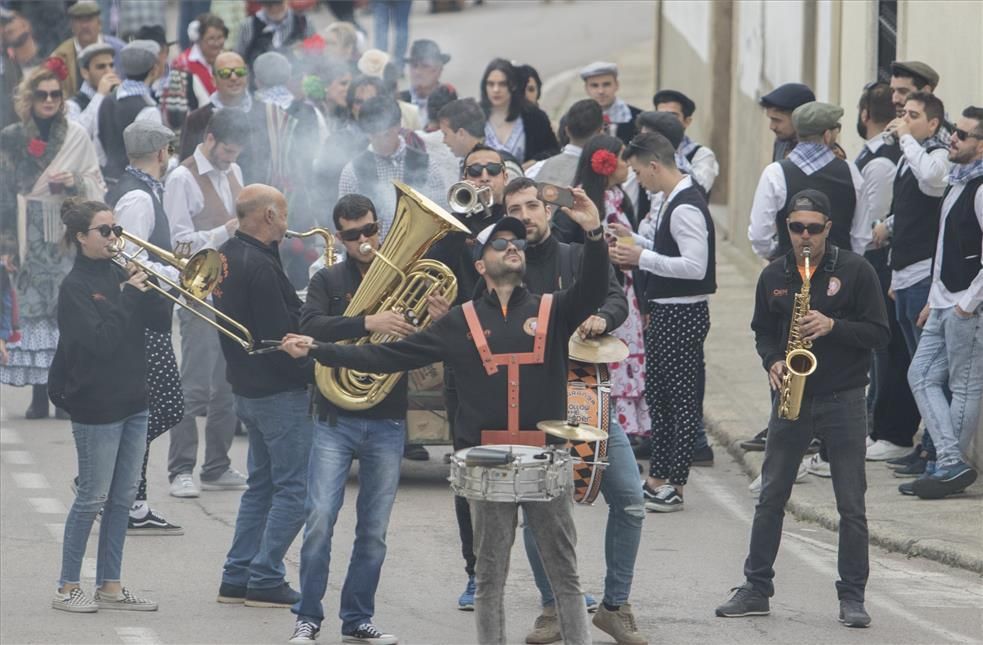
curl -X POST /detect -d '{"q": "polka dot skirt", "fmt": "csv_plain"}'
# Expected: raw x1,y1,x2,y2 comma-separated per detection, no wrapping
136,328,185,501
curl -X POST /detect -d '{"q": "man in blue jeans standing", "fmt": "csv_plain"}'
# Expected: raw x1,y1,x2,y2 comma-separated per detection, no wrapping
288,195,414,645
212,184,314,608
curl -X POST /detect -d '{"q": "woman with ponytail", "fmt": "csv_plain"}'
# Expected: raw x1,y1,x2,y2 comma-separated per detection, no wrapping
49,198,169,613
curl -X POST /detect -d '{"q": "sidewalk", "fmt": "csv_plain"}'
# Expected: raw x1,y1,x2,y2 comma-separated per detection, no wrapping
542,43,983,575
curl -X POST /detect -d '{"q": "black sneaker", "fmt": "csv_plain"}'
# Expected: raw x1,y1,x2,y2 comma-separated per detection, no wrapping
644,484,684,512
403,444,430,461
739,429,767,452
886,444,923,468
642,482,660,501
892,457,927,478
245,582,301,608
839,600,871,628
715,583,770,617
289,620,320,644
912,462,978,499
128,508,184,536
805,438,821,455
342,622,398,645
217,581,247,604
691,444,714,467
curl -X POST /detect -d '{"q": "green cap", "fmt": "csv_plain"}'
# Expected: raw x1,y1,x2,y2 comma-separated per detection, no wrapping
791,101,844,138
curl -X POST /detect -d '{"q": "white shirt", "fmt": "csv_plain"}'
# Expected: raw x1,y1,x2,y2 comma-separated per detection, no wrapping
928,181,983,312
889,135,953,291
856,135,897,243
163,145,243,254
636,175,710,304
688,144,720,193
66,85,107,165
525,143,582,180
747,159,867,259
114,188,181,284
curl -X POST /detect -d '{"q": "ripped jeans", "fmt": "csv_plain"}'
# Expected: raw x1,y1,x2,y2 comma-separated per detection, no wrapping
523,419,644,606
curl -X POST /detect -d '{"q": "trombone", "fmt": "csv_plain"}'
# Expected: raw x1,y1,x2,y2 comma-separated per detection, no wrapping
110,230,255,351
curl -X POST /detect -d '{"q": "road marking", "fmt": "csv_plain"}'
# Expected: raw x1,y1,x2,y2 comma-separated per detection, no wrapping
692,471,981,644
116,627,163,645
1,450,35,465
27,497,67,514
45,523,64,543
11,472,49,489
0,427,22,444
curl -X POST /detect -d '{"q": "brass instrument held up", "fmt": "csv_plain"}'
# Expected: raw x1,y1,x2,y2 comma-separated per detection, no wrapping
448,181,493,218
285,228,339,268
778,246,818,420
316,182,470,410
110,231,255,351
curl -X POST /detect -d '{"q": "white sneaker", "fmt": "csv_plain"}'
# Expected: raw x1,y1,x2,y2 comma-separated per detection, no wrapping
200,468,248,491
169,473,200,498
866,440,911,461
866,435,875,448
806,453,831,478
749,460,810,495
52,587,97,613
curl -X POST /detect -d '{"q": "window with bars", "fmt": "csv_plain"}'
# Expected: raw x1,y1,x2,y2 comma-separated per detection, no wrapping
877,0,898,81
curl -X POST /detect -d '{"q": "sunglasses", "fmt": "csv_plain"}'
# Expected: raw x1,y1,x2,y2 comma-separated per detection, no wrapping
338,222,379,241
465,162,504,178
787,222,827,235
215,66,248,80
88,224,123,238
33,89,63,102
487,237,527,252
953,127,982,142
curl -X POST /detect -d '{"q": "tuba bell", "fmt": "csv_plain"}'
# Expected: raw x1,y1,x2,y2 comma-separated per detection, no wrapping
316,182,470,410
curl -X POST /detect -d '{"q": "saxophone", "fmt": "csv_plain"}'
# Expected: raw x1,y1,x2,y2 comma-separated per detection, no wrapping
777,246,818,420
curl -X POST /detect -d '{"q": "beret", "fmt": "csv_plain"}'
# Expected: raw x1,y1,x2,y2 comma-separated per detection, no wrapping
759,82,815,110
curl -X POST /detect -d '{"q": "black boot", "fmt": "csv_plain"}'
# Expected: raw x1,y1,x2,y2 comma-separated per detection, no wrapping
25,384,50,419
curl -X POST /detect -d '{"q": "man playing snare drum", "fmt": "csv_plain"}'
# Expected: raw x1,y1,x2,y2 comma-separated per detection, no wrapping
281,188,607,645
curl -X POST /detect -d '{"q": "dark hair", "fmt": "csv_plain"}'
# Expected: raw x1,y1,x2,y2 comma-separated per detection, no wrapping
635,110,684,148
905,91,945,128
623,132,676,168
479,58,523,122
196,12,229,39
205,107,250,146
462,143,503,174
438,98,485,137
963,106,983,136
574,134,632,220
858,81,894,125
332,194,377,230
653,89,696,118
60,197,111,249
346,75,388,110
890,62,932,89
426,84,458,125
503,176,539,205
357,95,401,133
515,64,542,101
564,99,604,141
556,114,569,148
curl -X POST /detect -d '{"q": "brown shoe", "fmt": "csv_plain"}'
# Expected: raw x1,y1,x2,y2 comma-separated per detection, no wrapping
592,604,648,645
525,606,560,644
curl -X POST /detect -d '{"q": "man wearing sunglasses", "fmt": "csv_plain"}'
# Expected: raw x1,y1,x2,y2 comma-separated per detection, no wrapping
717,189,889,627
281,187,608,645
179,52,252,162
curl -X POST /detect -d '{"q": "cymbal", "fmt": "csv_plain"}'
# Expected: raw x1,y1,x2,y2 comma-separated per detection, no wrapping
568,334,629,364
537,420,608,442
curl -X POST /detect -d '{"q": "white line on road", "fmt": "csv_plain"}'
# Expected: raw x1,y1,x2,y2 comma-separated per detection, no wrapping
0,427,23,444
11,472,49,489
1,450,36,465
692,471,981,644
27,497,68,514
45,523,64,543
116,627,163,645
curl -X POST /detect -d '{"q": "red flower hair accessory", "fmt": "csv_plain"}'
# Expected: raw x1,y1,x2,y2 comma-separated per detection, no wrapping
301,34,325,55
591,149,618,176
27,138,47,158
42,57,69,82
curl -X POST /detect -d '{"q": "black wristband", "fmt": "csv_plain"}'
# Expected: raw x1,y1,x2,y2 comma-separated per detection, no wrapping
585,225,604,241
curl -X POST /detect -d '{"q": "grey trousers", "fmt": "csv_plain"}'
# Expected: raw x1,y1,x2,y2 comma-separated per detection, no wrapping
167,307,236,481
470,495,591,645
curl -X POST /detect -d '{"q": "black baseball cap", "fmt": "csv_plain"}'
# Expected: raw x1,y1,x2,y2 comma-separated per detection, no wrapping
473,217,526,261
789,189,830,217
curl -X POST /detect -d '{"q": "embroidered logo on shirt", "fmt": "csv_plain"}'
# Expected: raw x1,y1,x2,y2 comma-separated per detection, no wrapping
522,317,539,336
772,288,789,298
827,277,842,297
92,292,106,302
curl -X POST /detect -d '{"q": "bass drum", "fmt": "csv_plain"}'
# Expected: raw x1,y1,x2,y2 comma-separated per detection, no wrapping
566,361,610,504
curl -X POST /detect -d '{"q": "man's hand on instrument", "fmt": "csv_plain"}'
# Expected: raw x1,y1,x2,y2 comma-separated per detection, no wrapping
124,269,151,292
577,314,607,339
800,309,834,342
426,293,451,322
609,242,642,267
768,360,786,391
365,310,416,338
560,187,602,231
280,333,314,358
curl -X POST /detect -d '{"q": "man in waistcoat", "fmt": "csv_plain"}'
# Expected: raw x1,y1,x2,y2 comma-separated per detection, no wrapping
581,62,641,146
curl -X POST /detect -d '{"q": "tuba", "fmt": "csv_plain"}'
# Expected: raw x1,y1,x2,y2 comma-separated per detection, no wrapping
316,182,470,410
777,246,818,420
285,227,340,268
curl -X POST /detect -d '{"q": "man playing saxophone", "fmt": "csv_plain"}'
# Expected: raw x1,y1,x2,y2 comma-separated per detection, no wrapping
716,189,889,628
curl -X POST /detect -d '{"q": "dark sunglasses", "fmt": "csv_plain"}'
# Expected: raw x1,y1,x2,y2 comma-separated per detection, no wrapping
88,224,123,238
465,162,504,178
953,127,982,142
33,89,63,102
215,66,248,80
787,222,826,235
338,222,379,241
487,237,527,252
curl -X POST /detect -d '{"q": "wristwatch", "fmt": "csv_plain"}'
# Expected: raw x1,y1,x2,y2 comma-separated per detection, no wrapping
585,225,604,241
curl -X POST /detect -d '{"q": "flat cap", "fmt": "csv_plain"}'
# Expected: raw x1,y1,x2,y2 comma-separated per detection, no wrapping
408,39,450,65
759,82,815,111
68,1,101,18
890,60,939,88
78,42,114,69
789,189,831,217
123,121,174,156
254,51,292,87
635,110,684,148
792,101,844,137
120,40,159,78
580,61,618,80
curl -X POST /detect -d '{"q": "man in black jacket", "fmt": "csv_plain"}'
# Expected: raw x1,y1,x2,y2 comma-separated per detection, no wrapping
282,189,607,645
213,184,313,610
715,189,889,628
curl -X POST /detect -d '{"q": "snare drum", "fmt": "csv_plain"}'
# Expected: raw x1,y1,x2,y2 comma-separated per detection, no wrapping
449,445,573,502
566,361,610,504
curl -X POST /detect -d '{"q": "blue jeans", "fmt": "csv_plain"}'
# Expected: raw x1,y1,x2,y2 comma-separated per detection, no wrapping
293,416,405,632
524,420,644,607
60,410,148,587
894,276,932,357
908,307,983,468
222,390,313,590
372,1,412,68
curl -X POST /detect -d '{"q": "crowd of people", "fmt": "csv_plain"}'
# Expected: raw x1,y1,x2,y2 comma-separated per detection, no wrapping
0,1,980,644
